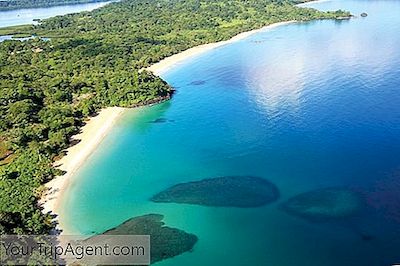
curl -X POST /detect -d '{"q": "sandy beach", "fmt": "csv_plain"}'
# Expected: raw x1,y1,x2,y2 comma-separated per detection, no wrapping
147,21,295,76
40,107,125,233
41,20,296,234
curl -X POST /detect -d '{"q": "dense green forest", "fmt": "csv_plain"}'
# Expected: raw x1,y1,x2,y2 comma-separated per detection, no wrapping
0,0,350,234
0,0,110,11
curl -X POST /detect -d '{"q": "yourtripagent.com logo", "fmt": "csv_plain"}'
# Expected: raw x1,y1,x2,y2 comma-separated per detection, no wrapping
0,235,150,265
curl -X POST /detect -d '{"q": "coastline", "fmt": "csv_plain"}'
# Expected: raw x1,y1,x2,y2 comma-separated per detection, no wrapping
147,21,295,76
296,0,330,7
40,107,125,234
42,20,296,234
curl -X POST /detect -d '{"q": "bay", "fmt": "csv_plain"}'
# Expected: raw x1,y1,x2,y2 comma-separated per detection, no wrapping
59,0,400,265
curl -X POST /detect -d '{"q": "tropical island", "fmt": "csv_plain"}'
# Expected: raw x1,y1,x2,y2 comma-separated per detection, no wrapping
0,0,350,235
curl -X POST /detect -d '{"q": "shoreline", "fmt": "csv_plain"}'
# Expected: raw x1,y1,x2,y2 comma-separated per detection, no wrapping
147,21,295,76
40,107,125,234
41,20,297,235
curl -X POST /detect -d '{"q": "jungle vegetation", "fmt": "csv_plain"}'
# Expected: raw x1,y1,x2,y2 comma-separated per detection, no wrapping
0,0,350,234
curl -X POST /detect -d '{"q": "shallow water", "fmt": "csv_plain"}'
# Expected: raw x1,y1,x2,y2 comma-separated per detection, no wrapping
60,0,400,265
0,1,112,28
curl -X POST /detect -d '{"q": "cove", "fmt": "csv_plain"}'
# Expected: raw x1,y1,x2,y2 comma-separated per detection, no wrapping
59,0,400,265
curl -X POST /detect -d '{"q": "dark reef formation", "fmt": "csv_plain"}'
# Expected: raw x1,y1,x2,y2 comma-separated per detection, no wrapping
280,188,363,222
189,80,206,86
151,176,280,207
86,214,197,264
149,118,174,123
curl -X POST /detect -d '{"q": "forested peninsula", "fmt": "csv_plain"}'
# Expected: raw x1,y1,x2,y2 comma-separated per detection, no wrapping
0,0,350,234
0,0,110,11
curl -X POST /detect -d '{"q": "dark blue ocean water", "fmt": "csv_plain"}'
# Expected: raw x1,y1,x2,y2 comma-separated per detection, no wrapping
60,0,400,265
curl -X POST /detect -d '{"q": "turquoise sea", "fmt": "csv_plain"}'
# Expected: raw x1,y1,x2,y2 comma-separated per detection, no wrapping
60,0,400,265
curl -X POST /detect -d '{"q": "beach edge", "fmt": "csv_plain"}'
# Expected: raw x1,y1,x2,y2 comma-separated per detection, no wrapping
40,107,125,234
146,21,295,76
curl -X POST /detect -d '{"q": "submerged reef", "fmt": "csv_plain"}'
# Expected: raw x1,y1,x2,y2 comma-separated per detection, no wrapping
189,80,206,86
149,118,174,123
86,214,197,264
364,173,400,223
151,176,279,207
281,188,363,222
